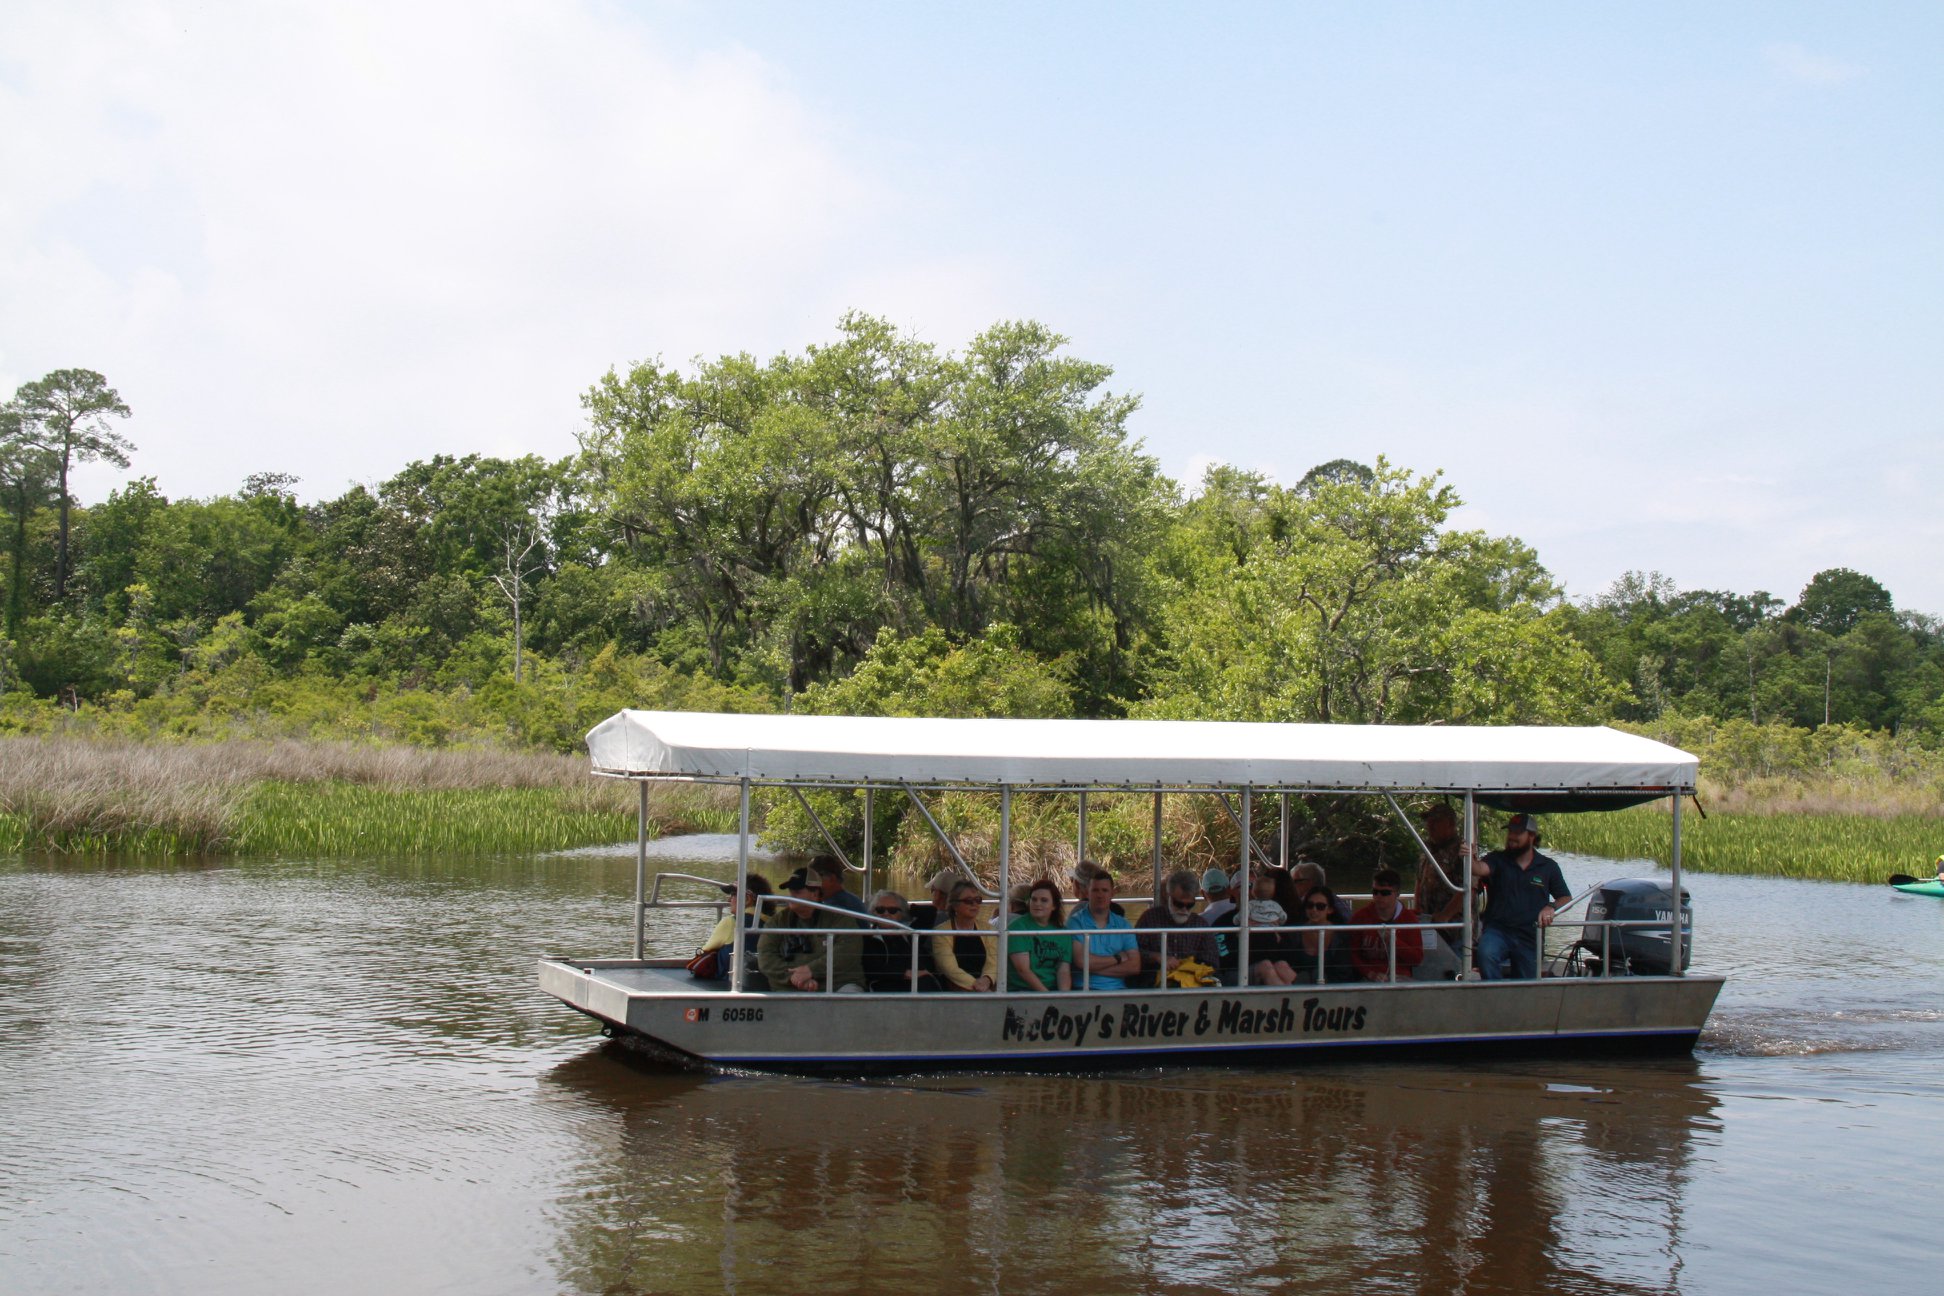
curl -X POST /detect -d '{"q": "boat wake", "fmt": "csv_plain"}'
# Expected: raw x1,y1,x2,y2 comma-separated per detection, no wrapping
1701,1005,1938,1057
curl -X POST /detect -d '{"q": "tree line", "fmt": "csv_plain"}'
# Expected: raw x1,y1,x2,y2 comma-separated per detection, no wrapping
3,317,1940,756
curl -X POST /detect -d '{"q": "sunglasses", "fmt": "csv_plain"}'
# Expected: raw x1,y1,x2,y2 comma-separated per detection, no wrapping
1305,901,1331,911
1372,887,1395,896
872,906,904,916
955,896,980,906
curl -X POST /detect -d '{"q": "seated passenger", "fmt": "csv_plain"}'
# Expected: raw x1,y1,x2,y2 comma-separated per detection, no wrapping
1068,858,1127,918
1201,868,1237,927
1006,880,1073,991
698,874,772,980
1246,872,1299,986
1293,885,1357,984
810,854,869,915
995,882,1031,930
1269,865,1305,925
931,880,999,991
1135,869,1219,986
913,869,962,931
1068,866,1141,990
1198,868,1242,985
1347,868,1424,982
1293,861,1354,922
757,868,866,992
861,890,938,992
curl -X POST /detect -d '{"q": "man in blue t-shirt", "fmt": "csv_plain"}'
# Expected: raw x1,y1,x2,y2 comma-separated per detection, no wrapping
1470,813,1570,980
1068,869,1141,990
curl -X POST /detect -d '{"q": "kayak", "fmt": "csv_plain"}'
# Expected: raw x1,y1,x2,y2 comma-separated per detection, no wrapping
1891,879,1944,897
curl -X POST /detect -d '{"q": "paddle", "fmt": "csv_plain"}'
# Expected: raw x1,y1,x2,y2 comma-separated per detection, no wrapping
1888,873,1921,886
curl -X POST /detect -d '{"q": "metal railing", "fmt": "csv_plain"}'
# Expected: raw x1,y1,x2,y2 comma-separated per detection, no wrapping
642,879,1691,991
749,893,926,993
1547,915,1692,978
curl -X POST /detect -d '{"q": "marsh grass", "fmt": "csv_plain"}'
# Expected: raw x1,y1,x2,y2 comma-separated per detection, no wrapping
230,783,635,856
1543,805,1942,884
0,737,738,857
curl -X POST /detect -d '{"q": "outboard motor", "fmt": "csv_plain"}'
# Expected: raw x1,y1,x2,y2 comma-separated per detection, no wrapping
1580,878,1692,975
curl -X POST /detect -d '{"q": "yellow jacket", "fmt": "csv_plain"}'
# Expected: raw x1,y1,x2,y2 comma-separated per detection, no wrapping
930,925,999,989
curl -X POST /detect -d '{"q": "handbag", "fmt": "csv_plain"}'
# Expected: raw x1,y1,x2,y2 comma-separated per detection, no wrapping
686,947,723,979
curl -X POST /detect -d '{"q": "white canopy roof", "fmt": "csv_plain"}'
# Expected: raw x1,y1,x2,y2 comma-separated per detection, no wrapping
586,710,1697,793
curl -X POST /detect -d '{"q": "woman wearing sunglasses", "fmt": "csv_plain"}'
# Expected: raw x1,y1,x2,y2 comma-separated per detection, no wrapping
1294,884,1357,984
861,891,939,992
930,880,999,991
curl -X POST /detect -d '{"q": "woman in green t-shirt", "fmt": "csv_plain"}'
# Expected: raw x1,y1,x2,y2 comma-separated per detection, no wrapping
1008,880,1074,991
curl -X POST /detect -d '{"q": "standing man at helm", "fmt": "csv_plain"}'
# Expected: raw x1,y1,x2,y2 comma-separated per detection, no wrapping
1470,813,1570,980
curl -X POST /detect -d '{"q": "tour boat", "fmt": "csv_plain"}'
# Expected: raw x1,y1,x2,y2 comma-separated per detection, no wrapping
538,711,1719,1073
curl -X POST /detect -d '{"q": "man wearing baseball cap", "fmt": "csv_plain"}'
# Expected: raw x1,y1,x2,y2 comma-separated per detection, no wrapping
757,867,866,992
1469,813,1570,980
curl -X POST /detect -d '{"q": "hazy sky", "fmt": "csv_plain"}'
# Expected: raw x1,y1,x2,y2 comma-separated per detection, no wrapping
4,1,1940,611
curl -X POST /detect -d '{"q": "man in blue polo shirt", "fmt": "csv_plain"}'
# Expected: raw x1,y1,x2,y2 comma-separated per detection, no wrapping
1068,868,1141,990
1470,813,1570,980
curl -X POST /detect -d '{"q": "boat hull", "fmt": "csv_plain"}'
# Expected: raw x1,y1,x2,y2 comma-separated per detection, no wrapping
539,958,1724,1074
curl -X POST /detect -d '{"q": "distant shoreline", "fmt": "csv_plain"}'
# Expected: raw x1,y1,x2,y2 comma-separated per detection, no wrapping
2,734,1934,883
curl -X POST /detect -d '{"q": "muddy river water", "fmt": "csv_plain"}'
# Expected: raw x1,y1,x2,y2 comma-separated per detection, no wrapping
3,840,1941,1294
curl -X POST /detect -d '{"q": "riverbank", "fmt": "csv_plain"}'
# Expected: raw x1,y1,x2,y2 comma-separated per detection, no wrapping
4,734,1937,881
0,737,738,856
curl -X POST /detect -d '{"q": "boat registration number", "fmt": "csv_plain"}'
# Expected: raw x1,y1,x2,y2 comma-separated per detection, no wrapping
721,1007,764,1023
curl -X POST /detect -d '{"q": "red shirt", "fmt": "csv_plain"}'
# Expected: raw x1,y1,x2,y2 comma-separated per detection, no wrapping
1348,901,1425,980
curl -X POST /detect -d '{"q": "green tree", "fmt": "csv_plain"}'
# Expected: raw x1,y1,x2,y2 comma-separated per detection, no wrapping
1791,567,1893,636
795,623,1073,720
1143,458,1616,725
582,315,1170,702
0,404,59,638
10,369,135,600
1295,457,1375,497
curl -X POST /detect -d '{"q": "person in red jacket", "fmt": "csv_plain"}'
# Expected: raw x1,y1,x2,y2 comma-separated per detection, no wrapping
1349,868,1424,982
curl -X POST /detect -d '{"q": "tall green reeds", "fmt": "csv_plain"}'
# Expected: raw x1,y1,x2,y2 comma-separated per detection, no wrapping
229,783,635,856
1544,805,1941,884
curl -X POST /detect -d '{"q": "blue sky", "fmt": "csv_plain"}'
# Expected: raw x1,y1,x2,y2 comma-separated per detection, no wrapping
4,1,1940,610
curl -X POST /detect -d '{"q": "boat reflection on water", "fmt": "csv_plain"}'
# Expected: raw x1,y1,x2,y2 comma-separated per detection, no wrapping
541,1044,1719,1293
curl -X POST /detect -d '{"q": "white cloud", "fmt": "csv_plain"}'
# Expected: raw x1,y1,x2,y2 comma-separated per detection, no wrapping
0,0,975,502
1763,42,1864,86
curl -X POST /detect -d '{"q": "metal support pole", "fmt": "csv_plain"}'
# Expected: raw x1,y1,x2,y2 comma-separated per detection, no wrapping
789,787,855,871
863,787,875,901
730,779,751,992
1670,791,1685,976
1152,788,1165,905
1461,791,1476,979
1238,786,1253,983
997,785,1012,993
904,787,993,895
1077,790,1089,865
633,782,649,960
1279,792,1290,869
